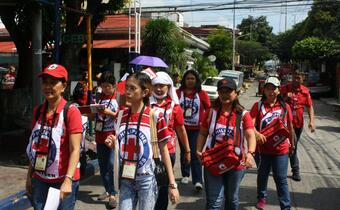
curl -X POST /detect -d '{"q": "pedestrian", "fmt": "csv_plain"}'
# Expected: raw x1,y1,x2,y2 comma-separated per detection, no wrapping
176,69,211,190
72,71,89,106
105,72,180,210
94,71,118,208
250,77,294,210
151,71,191,210
280,70,315,181
25,64,83,210
172,72,181,88
2,65,16,89
196,78,256,210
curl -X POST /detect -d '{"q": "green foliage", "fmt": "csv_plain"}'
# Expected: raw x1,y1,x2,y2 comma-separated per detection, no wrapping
237,15,274,47
207,28,232,70
236,40,272,66
192,51,218,80
292,37,338,60
142,18,187,71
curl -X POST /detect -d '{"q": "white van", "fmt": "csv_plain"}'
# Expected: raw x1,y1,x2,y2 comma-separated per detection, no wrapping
218,70,244,91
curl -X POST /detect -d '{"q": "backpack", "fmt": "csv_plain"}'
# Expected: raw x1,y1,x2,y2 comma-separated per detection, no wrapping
35,102,87,175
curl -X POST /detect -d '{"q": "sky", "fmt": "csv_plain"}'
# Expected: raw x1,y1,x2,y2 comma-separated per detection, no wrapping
142,0,312,34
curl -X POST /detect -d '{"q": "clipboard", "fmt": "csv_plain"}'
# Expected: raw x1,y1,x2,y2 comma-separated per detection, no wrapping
78,104,105,114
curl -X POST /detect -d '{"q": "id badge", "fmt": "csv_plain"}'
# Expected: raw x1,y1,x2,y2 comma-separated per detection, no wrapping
95,120,104,132
185,108,193,118
34,153,48,172
121,160,137,180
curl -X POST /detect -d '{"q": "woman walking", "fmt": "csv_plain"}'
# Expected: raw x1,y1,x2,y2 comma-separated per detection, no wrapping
105,72,179,210
250,77,294,210
176,69,211,190
196,78,256,210
94,71,119,208
151,71,190,210
26,64,82,210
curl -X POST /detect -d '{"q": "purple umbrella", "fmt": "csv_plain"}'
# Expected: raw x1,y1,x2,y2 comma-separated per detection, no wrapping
129,55,169,68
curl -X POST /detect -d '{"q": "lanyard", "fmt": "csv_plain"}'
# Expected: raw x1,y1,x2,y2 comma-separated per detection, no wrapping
123,105,145,161
211,109,233,148
37,103,58,145
97,93,115,121
183,91,196,111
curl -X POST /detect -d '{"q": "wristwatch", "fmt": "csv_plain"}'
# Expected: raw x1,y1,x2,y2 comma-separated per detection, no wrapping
169,183,178,189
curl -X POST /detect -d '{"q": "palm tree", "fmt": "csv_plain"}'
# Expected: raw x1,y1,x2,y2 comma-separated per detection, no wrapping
142,18,187,72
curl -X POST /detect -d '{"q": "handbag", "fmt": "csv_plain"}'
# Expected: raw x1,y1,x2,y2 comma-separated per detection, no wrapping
201,111,243,176
260,117,290,147
150,109,169,187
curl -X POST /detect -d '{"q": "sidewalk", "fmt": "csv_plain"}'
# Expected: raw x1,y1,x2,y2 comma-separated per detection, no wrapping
320,97,340,108
0,140,99,210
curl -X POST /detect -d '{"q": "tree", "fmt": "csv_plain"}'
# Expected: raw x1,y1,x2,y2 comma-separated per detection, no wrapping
237,15,274,48
0,0,126,88
142,18,187,71
207,28,233,70
191,51,218,80
292,37,338,61
236,40,272,68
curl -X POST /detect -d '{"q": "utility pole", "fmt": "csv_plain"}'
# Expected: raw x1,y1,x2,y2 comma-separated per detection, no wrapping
284,0,288,31
232,0,236,71
54,0,60,63
32,4,42,107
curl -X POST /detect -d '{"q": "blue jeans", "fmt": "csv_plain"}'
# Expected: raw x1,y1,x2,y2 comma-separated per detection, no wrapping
180,129,203,185
204,168,245,210
290,127,303,174
97,143,117,195
154,153,176,210
31,177,79,210
256,154,291,210
119,176,158,210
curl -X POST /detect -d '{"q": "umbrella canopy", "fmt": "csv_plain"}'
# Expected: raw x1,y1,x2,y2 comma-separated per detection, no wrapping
129,55,169,68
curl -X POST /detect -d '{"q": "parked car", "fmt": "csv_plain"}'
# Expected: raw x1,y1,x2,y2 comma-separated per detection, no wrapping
306,70,331,96
202,76,224,101
218,70,244,91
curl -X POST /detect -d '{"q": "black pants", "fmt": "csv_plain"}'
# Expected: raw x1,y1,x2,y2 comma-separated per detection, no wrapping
154,153,176,210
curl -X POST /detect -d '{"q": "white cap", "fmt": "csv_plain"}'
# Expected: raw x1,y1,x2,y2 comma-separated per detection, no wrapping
265,77,280,87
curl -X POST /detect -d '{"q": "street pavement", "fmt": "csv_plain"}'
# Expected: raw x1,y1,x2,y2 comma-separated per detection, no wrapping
74,82,340,210
1,81,339,210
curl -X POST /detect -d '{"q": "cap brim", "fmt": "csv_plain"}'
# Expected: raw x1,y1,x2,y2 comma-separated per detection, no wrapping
37,72,65,79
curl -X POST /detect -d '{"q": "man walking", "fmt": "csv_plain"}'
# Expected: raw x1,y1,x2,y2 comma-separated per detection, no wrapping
280,70,315,181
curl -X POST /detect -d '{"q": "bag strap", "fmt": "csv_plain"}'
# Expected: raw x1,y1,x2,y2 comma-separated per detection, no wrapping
234,111,242,149
114,109,123,192
150,109,160,159
115,110,124,133
255,100,263,130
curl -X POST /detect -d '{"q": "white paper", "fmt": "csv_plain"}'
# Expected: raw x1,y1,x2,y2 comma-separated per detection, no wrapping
43,187,60,210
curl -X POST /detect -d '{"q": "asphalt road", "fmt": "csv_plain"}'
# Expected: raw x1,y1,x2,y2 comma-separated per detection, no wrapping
74,81,340,210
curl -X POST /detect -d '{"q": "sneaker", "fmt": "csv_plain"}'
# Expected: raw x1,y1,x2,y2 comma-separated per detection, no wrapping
292,173,301,181
256,198,266,210
181,177,189,184
195,182,203,191
108,196,117,209
97,192,109,201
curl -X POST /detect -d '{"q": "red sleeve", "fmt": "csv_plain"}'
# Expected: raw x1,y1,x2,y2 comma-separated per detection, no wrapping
200,109,212,129
173,105,184,126
249,102,259,119
200,90,211,110
156,112,171,142
285,103,293,124
242,112,254,130
66,105,83,134
306,92,313,107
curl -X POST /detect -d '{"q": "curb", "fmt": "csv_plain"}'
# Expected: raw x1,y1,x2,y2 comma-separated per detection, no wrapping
0,159,99,210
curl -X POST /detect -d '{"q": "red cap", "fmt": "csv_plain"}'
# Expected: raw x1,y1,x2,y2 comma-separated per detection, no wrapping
38,64,68,81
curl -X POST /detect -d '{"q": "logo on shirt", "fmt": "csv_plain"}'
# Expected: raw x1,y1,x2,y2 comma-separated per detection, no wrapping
29,128,57,167
118,128,150,168
261,111,282,128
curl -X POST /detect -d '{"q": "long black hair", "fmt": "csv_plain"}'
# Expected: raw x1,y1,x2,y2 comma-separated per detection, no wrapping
179,69,202,92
